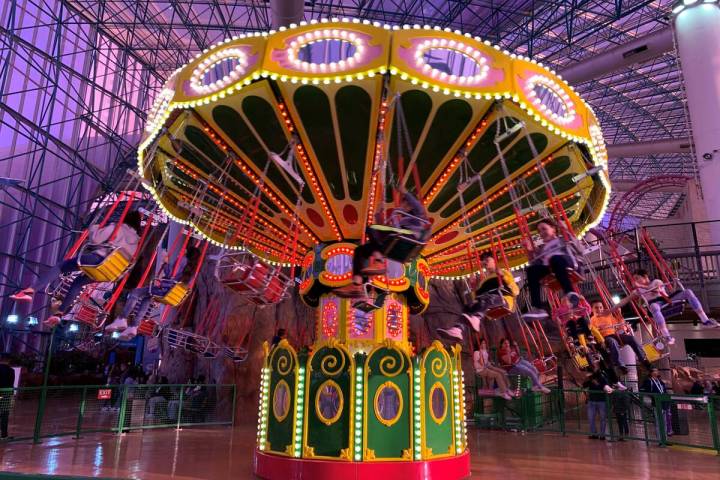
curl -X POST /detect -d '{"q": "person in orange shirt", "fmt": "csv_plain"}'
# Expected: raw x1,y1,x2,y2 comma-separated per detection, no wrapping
589,299,652,373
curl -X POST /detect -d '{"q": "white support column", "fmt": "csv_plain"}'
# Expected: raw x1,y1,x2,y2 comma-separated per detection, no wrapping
673,1,720,244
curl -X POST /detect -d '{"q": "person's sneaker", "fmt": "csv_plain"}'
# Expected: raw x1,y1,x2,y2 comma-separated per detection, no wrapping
589,435,598,440
43,315,61,327
614,382,628,391
566,292,581,308
436,326,464,343
603,385,614,394
10,288,34,302
118,326,138,341
666,336,676,346
523,308,549,320
531,385,551,394
701,318,720,328
501,391,513,401
334,283,366,298
462,313,482,332
105,317,128,332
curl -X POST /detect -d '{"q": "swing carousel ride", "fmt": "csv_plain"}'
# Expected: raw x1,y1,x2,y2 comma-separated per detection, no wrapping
138,19,610,480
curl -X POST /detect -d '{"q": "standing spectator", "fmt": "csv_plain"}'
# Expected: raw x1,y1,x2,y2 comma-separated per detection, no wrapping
612,388,632,441
690,378,704,395
271,329,287,348
0,355,16,439
583,362,614,440
641,368,673,439
103,364,121,411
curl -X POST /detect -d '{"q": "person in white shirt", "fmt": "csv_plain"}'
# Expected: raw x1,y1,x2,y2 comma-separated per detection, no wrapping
473,338,515,400
633,269,718,345
10,211,142,319
522,218,583,320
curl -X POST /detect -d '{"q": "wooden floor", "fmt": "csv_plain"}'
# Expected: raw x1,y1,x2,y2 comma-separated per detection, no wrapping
0,424,717,479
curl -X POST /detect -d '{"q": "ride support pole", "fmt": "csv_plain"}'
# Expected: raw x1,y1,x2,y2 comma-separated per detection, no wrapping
33,325,56,444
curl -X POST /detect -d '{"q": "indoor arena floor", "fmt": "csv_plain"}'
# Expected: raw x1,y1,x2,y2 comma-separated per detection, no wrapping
0,424,716,479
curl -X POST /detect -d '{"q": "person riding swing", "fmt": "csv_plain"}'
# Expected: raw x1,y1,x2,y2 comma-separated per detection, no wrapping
436,251,520,342
522,217,584,320
335,187,428,299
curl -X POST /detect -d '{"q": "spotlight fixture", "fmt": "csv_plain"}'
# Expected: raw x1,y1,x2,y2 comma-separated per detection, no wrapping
612,295,621,305
68,323,79,333
26,316,39,326
6,314,19,324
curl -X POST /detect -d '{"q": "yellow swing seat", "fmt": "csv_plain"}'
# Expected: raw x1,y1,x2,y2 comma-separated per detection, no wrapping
642,337,670,363
78,245,132,282
152,281,190,307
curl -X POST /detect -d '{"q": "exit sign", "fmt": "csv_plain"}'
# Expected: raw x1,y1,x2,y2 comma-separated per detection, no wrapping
97,388,112,400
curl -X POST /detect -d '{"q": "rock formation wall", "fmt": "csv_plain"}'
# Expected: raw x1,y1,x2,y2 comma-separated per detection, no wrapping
154,266,575,424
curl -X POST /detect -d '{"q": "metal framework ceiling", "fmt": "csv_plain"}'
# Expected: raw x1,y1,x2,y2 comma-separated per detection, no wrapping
0,0,696,305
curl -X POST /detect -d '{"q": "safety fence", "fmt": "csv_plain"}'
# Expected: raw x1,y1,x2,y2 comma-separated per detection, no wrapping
471,381,720,454
0,383,236,443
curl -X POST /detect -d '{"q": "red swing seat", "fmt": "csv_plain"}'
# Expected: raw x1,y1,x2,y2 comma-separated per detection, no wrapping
63,282,115,328
541,267,585,291
216,252,292,305
137,319,159,337
481,289,515,320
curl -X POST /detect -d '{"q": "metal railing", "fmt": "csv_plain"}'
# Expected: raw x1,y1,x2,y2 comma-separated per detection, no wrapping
471,381,720,454
0,383,236,444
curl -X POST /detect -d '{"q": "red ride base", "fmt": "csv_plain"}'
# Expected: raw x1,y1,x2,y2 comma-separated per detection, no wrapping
253,449,471,480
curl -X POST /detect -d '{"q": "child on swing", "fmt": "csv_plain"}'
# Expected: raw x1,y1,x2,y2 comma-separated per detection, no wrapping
632,269,718,345
522,217,584,320
106,244,201,339
436,252,519,342
336,187,428,298
588,298,653,373
11,211,142,324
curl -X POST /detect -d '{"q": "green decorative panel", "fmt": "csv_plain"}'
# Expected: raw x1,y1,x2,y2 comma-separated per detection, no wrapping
304,343,353,459
364,345,412,460
267,342,298,455
422,343,455,458
335,86,372,201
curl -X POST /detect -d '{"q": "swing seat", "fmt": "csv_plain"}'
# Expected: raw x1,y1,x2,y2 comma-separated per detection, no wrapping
532,357,548,373
137,319,158,336
166,329,187,349
45,272,81,302
541,266,585,291
152,281,189,307
352,294,387,313
223,346,248,363
66,282,114,328
216,252,292,305
225,262,268,292
74,304,103,327
572,353,590,370
482,290,514,320
486,305,513,320
78,245,132,282
643,338,670,363
376,210,430,264
249,273,292,306
660,300,685,319
380,234,427,264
